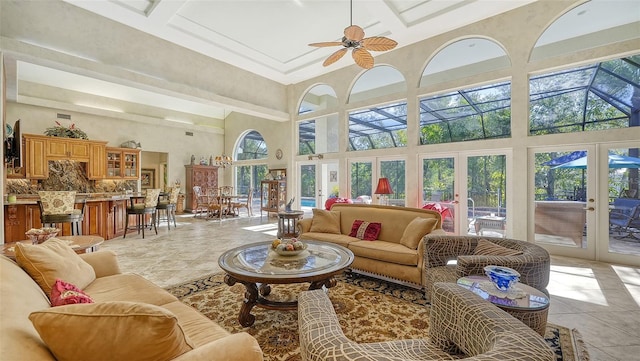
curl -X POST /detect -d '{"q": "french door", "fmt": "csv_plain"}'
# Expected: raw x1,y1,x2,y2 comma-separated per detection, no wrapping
297,160,339,211
529,142,640,266
420,150,510,236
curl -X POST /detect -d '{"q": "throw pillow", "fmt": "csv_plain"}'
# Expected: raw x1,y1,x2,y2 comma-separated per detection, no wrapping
399,217,438,250
309,209,341,234
50,279,94,306
349,220,382,241
15,238,96,298
473,239,523,256
29,301,194,361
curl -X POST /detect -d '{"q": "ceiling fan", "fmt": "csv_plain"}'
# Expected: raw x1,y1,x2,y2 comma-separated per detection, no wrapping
309,0,397,69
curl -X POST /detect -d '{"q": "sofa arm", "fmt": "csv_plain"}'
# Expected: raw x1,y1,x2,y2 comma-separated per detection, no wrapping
423,235,475,268
429,283,554,360
171,332,263,361
297,218,313,235
79,251,121,278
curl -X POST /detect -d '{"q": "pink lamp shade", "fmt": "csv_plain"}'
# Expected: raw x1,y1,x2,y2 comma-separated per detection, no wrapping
374,178,393,195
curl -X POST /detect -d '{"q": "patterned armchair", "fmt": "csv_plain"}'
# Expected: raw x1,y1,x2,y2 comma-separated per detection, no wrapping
298,283,554,361
422,235,550,301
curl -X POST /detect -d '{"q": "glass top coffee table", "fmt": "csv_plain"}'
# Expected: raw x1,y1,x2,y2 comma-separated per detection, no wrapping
218,240,354,327
457,275,550,336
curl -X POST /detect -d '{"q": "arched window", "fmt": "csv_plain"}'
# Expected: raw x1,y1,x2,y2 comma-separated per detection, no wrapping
298,84,338,115
235,130,267,160
419,38,511,144
347,66,408,151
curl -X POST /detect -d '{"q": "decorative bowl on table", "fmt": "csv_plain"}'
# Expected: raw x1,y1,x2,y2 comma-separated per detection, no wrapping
484,265,520,291
271,238,307,256
25,227,60,245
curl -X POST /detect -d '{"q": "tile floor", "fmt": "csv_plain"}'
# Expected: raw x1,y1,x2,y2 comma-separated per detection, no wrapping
101,212,640,361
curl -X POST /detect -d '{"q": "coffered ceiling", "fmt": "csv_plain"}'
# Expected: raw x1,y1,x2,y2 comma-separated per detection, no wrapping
62,0,537,84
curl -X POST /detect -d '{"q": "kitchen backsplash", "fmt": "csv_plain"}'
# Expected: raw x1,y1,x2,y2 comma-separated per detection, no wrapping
6,160,137,194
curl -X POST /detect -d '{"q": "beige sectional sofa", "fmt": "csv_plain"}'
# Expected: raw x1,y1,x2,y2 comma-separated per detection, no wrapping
297,204,444,288
0,239,263,361
298,283,554,361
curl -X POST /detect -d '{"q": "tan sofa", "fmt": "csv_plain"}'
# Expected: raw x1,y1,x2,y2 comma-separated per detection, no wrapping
0,246,263,361
299,283,554,361
297,204,444,288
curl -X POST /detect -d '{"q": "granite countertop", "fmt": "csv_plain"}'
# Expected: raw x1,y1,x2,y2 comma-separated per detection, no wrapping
4,193,136,206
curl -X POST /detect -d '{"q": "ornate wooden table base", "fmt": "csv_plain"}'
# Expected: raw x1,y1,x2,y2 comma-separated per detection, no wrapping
218,241,354,327
224,274,338,327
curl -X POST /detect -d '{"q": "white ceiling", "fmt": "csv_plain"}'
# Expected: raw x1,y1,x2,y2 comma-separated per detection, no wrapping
62,0,537,84
9,0,638,126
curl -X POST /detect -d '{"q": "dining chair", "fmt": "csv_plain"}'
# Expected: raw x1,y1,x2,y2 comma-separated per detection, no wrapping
206,188,228,220
124,188,160,239
156,187,180,229
37,191,86,235
219,186,234,196
232,188,254,217
192,186,210,218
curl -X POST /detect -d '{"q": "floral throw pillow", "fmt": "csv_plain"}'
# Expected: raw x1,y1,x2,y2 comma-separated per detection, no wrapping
349,220,382,241
50,279,94,307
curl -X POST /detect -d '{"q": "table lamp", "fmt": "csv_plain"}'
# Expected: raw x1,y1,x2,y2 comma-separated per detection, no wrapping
374,178,393,206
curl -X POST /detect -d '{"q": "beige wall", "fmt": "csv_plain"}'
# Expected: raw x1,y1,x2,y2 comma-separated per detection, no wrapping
6,102,225,193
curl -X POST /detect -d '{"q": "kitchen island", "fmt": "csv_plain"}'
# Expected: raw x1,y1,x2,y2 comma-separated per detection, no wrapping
3,194,139,243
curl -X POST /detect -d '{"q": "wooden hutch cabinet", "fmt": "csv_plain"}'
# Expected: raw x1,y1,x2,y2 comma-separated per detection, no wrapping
184,164,219,213
106,147,140,179
260,168,287,216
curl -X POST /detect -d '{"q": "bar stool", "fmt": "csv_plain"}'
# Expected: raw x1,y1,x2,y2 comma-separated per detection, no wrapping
38,191,85,235
156,187,180,230
124,189,160,239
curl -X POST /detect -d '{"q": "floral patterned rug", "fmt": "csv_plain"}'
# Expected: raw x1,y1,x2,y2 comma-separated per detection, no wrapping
167,273,589,361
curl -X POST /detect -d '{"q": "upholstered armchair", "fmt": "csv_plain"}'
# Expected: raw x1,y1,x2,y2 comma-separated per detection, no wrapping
298,283,554,361
422,235,550,301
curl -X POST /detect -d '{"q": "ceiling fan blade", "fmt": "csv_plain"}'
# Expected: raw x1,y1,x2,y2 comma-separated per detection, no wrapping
361,37,398,51
309,41,343,47
344,25,365,41
352,48,374,69
323,48,348,67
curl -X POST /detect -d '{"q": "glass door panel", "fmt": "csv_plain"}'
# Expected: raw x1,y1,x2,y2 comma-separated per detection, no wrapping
299,164,316,210
533,149,589,248
380,159,405,206
422,157,455,232
605,144,640,261
350,160,373,204
467,155,507,237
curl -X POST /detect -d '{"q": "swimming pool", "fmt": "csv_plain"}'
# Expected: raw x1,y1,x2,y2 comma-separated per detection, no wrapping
300,198,316,207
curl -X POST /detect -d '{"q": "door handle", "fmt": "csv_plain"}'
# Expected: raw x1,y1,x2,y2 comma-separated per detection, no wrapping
583,207,595,211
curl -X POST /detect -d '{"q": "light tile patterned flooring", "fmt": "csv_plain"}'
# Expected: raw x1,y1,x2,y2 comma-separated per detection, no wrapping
102,212,640,361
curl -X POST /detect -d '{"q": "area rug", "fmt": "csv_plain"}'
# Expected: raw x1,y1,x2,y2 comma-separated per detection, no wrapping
167,273,589,361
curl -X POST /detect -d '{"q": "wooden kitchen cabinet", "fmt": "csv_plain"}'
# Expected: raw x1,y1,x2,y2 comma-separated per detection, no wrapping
24,136,47,179
88,143,106,179
22,134,107,180
45,137,90,160
106,147,140,179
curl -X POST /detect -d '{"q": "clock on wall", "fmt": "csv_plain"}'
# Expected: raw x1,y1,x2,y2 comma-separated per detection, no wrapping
275,148,283,160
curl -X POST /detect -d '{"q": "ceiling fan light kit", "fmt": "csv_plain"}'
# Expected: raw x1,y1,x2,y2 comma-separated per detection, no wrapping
309,1,397,69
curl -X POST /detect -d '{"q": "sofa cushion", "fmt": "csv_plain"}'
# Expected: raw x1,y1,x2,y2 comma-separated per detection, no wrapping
15,239,96,297
399,217,438,250
473,239,523,256
348,220,382,241
29,301,194,361
349,240,418,266
309,209,341,234
50,279,94,306
299,232,358,248
85,273,178,306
